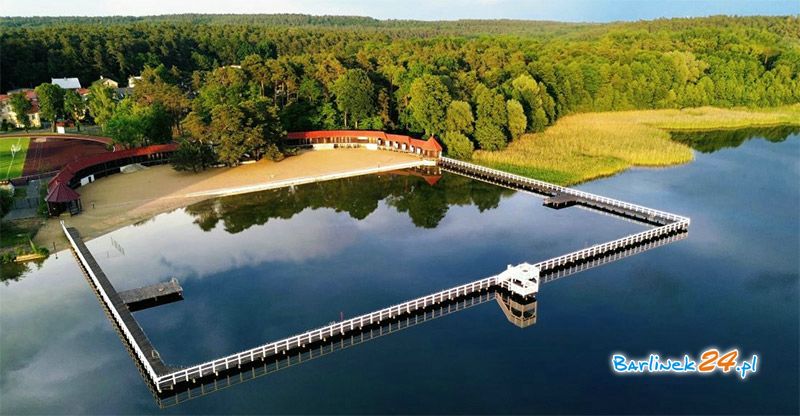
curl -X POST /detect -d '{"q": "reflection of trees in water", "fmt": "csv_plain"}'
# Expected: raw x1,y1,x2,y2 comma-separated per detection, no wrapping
184,171,514,233
670,125,799,153
1,259,45,284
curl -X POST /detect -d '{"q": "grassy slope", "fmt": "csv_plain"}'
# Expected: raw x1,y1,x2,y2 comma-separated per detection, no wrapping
0,137,30,180
472,105,800,185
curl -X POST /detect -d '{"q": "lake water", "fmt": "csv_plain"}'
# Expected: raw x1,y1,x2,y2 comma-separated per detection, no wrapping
1,128,798,414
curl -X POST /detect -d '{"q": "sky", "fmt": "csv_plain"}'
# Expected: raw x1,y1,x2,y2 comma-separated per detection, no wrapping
1,0,797,22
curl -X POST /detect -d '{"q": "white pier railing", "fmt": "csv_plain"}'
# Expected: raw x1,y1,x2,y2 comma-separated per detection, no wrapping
155,276,497,390
439,157,690,225
62,221,162,387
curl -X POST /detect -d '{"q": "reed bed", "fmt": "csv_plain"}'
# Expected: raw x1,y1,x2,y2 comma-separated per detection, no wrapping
473,105,800,185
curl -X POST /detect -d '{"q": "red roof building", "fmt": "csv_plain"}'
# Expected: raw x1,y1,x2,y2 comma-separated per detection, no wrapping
46,181,81,203
285,130,442,158
45,181,83,215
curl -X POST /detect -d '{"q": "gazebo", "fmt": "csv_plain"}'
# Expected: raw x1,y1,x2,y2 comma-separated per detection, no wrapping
46,181,82,216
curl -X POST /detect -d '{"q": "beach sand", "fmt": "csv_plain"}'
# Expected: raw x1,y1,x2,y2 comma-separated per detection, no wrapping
35,149,421,251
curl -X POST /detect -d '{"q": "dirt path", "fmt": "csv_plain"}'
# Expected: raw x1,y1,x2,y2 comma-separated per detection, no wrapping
34,149,422,251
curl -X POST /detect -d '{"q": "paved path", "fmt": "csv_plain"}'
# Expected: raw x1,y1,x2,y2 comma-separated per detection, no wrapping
4,179,42,220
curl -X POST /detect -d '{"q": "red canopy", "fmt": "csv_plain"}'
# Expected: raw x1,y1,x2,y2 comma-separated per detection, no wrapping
46,181,81,203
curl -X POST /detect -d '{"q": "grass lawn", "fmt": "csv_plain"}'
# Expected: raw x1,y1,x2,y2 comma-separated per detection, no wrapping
0,137,30,180
472,105,800,185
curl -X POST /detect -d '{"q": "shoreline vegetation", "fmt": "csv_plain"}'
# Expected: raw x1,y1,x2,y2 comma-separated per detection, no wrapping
473,105,800,185
1,105,798,280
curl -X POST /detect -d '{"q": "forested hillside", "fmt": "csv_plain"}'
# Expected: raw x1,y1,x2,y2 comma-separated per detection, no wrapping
1,14,798,161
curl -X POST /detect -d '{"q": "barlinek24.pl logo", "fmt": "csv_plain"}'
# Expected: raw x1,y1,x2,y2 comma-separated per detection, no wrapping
611,348,758,380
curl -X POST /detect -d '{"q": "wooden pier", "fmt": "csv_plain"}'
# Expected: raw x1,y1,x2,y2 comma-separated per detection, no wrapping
62,157,690,394
63,224,170,380
154,228,685,406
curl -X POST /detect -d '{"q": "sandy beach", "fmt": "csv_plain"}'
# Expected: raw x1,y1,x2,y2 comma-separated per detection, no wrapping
34,149,422,250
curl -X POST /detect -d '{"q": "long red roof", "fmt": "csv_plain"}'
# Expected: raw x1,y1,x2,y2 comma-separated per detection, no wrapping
46,130,439,195
49,143,177,190
286,130,442,152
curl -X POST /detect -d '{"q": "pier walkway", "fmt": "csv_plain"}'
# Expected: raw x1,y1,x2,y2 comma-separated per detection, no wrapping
62,157,690,394
63,224,170,381
438,157,689,226
155,229,685,407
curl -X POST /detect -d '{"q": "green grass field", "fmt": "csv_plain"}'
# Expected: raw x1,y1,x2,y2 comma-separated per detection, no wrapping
0,137,30,180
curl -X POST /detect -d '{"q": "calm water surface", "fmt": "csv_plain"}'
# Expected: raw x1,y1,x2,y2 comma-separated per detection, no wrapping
1,130,798,414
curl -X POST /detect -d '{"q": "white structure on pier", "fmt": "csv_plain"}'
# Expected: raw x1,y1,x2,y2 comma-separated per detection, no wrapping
496,263,540,297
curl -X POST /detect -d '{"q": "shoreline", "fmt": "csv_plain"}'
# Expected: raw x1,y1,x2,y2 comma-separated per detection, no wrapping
20,106,800,251
32,149,425,252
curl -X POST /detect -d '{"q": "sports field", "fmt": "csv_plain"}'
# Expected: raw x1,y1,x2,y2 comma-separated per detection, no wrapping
0,137,30,180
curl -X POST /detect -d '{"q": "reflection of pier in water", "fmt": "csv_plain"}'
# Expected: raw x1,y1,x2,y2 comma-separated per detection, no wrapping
63,158,690,405
110,230,684,408
154,230,685,407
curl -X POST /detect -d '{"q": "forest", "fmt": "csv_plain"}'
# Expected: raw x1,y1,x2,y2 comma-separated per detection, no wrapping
1,14,798,164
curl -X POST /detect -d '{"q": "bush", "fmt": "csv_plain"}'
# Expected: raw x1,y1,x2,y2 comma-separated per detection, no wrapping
442,131,474,159
171,139,217,172
474,122,507,151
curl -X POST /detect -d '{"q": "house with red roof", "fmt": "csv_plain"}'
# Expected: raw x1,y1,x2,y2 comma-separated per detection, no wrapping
0,89,41,128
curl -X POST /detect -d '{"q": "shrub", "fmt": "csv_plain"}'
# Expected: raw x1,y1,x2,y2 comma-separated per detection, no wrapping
442,131,474,159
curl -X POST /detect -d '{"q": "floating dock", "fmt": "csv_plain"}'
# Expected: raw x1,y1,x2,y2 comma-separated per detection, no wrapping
119,278,183,312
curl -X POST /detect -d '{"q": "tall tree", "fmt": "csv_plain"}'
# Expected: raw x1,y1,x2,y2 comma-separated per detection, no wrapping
506,99,527,140
104,99,143,148
210,104,247,166
137,102,173,144
34,83,65,132
63,90,86,132
445,100,474,135
239,97,286,161
8,92,32,131
473,84,508,150
408,74,451,136
87,84,118,127
242,54,270,97
332,69,374,128
133,64,190,134
511,73,551,132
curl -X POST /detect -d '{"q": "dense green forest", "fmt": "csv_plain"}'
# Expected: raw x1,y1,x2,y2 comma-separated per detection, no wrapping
1,14,798,162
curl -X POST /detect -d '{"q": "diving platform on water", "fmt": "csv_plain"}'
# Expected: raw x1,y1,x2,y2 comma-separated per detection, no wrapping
118,278,183,312
61,158,690,397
